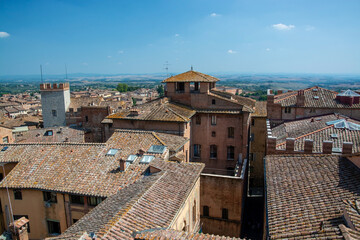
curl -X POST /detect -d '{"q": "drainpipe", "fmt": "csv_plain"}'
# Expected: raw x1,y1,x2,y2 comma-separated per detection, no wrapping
264,157,270,240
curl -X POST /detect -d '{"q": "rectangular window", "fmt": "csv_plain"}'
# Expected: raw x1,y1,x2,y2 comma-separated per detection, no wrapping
2,136,9,143
43,191,57,203
70,195,84,205
251,133,255,142
203,206,209,217
211,116,216,125
14,189,22,200
193,144,201,158
47,220,61,235
227,146,235,160
176,82,185,93
210,145,217,159
52,110,57,117
228,127,234,138
87,197,104,207
222,208,228,220
284,107,291,113
14,215,30,233
196,115,201,125
212,99,216,105
251,118,255,126
211,131,216,137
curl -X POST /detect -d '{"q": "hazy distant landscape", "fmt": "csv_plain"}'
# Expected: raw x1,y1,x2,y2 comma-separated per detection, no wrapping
1,73,359,96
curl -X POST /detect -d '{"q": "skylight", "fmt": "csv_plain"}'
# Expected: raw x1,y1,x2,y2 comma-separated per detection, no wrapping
147,145,166,154
106,149,119,156
326,119,360,130
1,146,8,152
313,96,319,100
332,147,342,153
140,155,155,164
330,134,338,138
126,154,137,163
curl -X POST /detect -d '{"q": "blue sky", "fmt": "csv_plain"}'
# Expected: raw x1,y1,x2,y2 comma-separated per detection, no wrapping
0,0,359,75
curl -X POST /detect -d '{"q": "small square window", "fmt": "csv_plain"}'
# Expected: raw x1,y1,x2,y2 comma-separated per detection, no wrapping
211,131,216,137
43,191,57,203
52,110,57,117
2,136,9,143
212,99,216,105
14,189,22,200
47,220,61,235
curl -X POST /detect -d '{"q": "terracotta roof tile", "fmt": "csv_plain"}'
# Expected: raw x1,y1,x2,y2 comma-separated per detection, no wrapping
162,70,219,83
134,229,244,239
274,86,360,108
14,127,85,143
266,154,360,239
107,98,195,122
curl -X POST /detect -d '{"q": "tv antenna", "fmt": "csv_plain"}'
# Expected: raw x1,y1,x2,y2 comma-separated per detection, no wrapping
65,64,68,80
164,61,171,78
40,65,43,83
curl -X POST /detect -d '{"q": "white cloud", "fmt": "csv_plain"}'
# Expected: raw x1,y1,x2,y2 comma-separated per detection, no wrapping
107,55,112,58
0,32,10,38
118,50,124,54
266,48,271,51
82,62,88,66
272,23,295,31
175,33,180,37
305,25,315,31
227,49,236,54
210,13,221,17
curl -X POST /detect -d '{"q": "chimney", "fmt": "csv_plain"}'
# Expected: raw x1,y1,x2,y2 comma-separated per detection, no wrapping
9,217,29,240
286,138,295,153
267,89,275,104
342,142,353,154
322,141,333,154
304,139,314,153
138,148,145,156
277,90,283,94
53,83,58,89
296,90,305,107
119,158,126,171
266,136,277,154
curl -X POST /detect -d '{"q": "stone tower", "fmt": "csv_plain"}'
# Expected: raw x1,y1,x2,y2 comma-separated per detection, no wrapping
40,83,70,128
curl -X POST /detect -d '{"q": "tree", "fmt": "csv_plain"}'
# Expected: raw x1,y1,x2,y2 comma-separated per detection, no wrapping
157,85,164,97
116,83,128,92
132,97,137,106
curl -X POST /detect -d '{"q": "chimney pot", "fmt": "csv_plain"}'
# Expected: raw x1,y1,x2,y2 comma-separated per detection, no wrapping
119,158,126,171
322,141,333,154
342,142,353,154
304,139,314,153
286,138,295,153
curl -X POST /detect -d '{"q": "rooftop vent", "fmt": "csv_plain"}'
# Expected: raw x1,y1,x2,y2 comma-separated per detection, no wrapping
330,133,338,139
313,96,319,100
332,147,342,153
147,145,167,154
140,155,155,164
106,149,119,156
44,130,53,136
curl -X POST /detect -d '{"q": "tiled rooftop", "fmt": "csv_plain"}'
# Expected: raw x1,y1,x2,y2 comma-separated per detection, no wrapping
266,154,360,239
54,160,204,239
14,127,85,143
274,86,360,108
162,70,219,83
106,98,195,122
271,114,360,153
253,101,267,117
134,229,244,239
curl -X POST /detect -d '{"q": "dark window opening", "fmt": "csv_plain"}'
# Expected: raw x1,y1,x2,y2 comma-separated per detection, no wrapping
196,115,201,125
203,206,209,217
85,116,88,122
45,130,53,136
227,146,235,160
73,219,79,224
43,191,57,203
176,82,185,93
211,131,216,137
70,195,84,205
212,99,216,105
0,173,3,181
14,189,22,200
2,136,9,144
88,197,104,206
251,118,255,126
52,110,57,117
284,107,291,113
193,201,196,222
47,220,61,235
210,145,217,159
228,127,234,138
194,144,201,158
222,208,228,219
211,116,216,125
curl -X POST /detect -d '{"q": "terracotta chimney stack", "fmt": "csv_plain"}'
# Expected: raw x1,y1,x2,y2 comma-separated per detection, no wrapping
322,141,333,154
342,142,353,154
304,139,314,153
9,217,29,240
119,158,126,171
